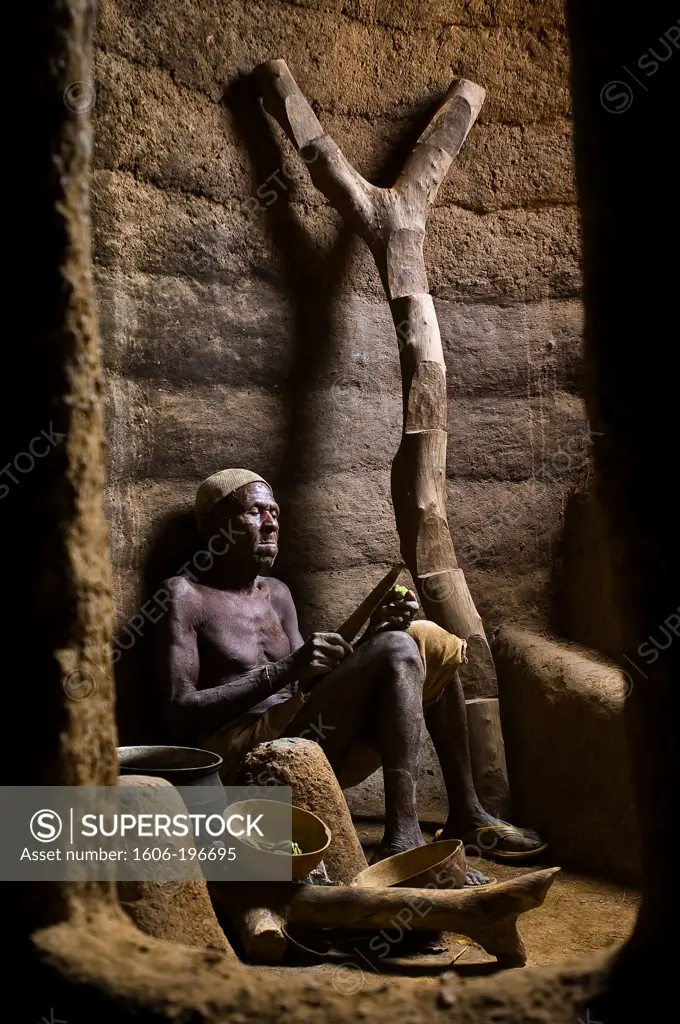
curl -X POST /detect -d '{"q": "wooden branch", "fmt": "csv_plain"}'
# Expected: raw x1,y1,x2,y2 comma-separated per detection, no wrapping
257,59,324,149
254,60,490,657
257,60,378,238
466,697,512,819
255,62,505,784
396,79,486,206
229,905,287,964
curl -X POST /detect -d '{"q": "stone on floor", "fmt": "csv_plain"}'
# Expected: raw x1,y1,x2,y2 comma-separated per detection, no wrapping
117,774,236,956
240,737,368,883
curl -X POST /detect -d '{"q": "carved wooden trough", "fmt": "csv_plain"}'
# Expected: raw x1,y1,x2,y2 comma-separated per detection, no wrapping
211,866,560,968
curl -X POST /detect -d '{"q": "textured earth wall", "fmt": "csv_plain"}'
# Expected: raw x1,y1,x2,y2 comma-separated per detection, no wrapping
92,1,587,734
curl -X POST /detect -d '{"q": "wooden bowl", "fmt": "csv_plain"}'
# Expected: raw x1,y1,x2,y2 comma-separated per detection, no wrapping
289,805,332,879
226,799,331,881
351,839,467,889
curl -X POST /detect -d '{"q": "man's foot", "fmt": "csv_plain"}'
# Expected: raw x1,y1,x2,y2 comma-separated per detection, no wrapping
437,810,547,861
369,827,425,865
465,867,492,886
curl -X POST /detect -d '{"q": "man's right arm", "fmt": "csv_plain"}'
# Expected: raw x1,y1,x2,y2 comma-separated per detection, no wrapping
156,580,297,740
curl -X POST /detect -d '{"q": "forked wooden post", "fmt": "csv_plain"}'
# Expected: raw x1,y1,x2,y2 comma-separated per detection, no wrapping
256,60,509,800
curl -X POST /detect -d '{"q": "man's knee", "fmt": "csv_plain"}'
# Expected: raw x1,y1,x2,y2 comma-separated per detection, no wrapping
366,630,423,677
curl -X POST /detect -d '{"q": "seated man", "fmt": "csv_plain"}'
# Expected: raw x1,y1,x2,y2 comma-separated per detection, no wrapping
157,468,544,866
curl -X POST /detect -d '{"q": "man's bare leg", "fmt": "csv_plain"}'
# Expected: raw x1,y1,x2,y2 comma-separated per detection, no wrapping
282,631,426,861
425,674,541,853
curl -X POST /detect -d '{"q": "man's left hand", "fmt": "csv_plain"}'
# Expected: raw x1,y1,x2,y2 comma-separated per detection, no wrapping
367,587,419,634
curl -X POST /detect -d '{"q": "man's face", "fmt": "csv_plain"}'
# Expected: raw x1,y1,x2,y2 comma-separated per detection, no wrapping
211,481,280,570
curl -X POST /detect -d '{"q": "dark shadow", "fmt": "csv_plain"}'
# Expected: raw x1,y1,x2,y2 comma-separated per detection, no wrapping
222,74,358,629
114,506,201,745
448,961,507,978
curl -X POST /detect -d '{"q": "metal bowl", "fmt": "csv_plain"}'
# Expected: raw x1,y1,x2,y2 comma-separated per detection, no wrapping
116,744,226,818
116,744,223,784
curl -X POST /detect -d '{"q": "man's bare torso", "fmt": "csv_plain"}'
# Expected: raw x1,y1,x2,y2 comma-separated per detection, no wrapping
174,576,301,716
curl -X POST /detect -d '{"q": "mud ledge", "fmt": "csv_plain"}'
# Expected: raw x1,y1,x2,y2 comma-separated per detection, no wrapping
32,908,618,1023
494,627,641,884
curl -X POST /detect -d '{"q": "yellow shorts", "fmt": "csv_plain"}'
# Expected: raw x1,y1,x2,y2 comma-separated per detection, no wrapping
201,620,467,786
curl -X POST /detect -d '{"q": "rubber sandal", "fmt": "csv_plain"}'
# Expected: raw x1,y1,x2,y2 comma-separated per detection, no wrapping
435,823,548,862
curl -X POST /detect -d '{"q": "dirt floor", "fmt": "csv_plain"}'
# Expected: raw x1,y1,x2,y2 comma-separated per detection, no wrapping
241,823,638,992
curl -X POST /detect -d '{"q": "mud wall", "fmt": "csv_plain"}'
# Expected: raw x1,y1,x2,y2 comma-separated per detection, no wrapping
92,2,586,737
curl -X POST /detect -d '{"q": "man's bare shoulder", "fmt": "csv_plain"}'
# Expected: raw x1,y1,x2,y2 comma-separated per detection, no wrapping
260,576,290,595
260,576,295,610
161,577,204,620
